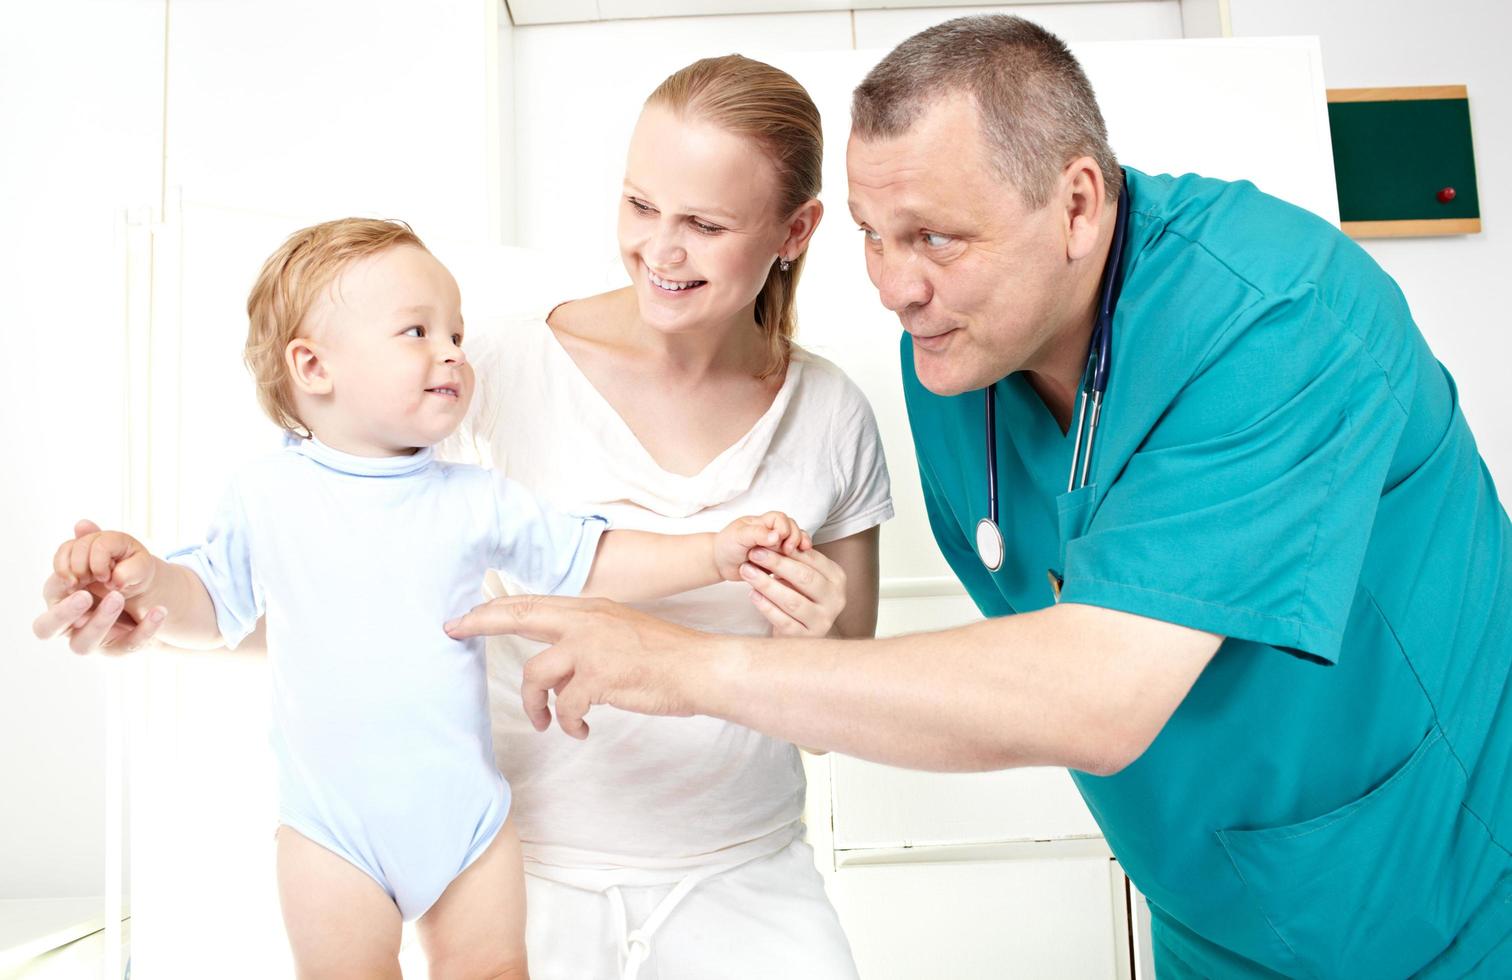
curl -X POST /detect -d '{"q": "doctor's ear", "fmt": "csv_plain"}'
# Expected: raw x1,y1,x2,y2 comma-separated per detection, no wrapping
1061,156,1109,262
285,337,333,396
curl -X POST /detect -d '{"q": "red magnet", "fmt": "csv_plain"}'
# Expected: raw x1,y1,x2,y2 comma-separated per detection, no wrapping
1438,187,1457,204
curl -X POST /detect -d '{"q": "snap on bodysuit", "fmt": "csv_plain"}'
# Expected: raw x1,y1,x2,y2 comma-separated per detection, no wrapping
169,438,605,921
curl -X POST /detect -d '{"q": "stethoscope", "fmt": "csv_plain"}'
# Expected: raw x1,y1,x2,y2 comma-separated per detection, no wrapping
976,183,1130,573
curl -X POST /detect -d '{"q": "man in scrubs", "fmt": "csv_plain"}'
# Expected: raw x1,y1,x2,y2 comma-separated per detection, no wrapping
39,13,1511,978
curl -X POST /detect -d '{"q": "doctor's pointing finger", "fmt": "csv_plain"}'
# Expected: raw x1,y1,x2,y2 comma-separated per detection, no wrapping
446,595,709,736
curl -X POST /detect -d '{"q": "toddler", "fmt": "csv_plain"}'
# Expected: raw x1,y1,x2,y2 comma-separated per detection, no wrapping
50,218,809,978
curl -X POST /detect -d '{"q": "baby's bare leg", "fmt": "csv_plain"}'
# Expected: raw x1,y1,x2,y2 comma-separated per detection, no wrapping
276,826,402,980
416,815,529,980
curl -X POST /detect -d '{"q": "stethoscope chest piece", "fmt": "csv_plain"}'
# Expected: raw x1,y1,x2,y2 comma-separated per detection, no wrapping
976,517,1004,572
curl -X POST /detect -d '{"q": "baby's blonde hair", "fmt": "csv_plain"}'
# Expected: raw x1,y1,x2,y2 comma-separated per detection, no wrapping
244,217,427,435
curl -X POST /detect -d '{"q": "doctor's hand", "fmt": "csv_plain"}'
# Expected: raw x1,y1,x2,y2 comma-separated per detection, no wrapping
443,595,726,739
713,511,810,583
741,545,848,637
33,520,167,655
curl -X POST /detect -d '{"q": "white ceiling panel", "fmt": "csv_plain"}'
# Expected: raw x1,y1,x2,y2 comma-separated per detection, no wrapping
506,0,1125,26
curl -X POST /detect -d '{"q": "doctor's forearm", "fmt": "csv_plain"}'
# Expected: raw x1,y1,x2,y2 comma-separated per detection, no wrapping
698,635,1099,773
696,605,1213,775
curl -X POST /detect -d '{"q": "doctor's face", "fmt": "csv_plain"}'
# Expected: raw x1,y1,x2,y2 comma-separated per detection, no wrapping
619,105,793,336
847,93,1079,397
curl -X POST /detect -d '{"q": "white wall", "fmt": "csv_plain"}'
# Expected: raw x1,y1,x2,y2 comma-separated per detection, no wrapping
512,3,1183,265
1229,0,1512,486
0,0,164,902
2,2,505,972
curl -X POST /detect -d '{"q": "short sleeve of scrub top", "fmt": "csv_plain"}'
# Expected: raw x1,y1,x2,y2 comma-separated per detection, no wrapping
1057,284,1409,664
488,470,607,597
166,483,264,648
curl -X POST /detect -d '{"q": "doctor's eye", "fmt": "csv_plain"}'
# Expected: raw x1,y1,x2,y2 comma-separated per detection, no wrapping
922,231,955,249
860,227,881,245
627,197,656,215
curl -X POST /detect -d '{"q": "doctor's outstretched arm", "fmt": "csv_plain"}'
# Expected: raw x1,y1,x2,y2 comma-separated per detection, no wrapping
443,595,1222,776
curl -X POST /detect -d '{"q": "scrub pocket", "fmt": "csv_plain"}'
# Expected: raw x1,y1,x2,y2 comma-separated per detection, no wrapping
1216,727,1501,979
1056,484,1098,570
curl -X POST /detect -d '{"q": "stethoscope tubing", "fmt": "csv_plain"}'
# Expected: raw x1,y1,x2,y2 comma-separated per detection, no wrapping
985,386,999,526
981,176,1130,570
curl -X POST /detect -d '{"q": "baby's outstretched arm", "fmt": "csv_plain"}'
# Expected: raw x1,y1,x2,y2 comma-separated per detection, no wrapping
47,524,223,650
581,511,811,602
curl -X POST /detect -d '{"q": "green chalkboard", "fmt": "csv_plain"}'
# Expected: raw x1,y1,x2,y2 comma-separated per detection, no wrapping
1328,94,1479,224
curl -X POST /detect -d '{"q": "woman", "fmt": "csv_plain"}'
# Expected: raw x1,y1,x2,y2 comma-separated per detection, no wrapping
449,56,891,977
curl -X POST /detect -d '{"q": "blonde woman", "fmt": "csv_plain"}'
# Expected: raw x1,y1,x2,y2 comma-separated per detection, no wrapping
448,57,889,977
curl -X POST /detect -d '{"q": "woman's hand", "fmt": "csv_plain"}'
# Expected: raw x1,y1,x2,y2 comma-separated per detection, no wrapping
33,520,167,655
740,544,848,637
712,511,810,582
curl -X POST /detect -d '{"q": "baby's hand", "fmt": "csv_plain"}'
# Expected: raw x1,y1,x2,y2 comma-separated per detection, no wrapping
714,511,811,582
53,528,159,599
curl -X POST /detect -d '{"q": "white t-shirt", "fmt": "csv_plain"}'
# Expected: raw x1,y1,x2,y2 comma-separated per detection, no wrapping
445,314,893,889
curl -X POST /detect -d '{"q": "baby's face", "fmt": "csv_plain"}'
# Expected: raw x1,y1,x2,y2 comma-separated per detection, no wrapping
308,245,473,454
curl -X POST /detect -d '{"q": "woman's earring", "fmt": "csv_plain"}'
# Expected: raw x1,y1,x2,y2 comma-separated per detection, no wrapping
779,257,792,273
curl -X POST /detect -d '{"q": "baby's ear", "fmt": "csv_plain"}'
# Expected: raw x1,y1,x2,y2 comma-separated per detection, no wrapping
285,338,332,395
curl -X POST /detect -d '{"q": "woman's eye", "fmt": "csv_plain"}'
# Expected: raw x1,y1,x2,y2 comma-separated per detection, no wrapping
628,198,654,215
691,219,723,235
403,325,424,338
923,232,954,248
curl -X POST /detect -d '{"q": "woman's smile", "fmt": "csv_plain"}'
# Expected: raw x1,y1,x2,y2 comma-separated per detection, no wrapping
647,266,707,293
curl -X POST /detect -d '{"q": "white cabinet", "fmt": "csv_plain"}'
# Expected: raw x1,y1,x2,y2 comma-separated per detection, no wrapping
802,588,1127,977
832,858,1134,979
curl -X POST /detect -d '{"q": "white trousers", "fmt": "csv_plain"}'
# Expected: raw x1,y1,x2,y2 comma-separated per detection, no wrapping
523,839,860,980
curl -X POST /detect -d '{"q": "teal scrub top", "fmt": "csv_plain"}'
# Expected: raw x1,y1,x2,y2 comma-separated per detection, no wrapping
902,168,1512,978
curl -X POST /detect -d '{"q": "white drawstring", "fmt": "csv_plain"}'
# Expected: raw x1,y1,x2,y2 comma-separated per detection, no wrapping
606,856,758,980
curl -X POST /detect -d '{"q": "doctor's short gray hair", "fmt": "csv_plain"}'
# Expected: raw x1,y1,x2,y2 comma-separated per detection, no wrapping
851,15,1121,209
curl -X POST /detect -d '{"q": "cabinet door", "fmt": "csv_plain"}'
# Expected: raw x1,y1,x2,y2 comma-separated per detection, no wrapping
830,592,1103,855
805,590,1115,977
830,858,1131,980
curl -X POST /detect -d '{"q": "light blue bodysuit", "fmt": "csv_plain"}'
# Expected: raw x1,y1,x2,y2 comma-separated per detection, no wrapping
169,438,605,921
